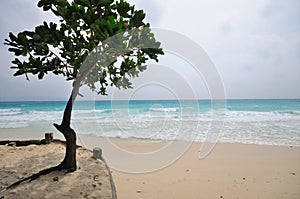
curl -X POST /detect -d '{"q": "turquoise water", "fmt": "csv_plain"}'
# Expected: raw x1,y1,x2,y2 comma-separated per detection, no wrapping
0,99,300,145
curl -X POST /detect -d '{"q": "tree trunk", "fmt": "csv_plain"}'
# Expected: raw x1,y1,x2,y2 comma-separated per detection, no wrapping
53,82,80,172
52,60,95,172
54,123,77,172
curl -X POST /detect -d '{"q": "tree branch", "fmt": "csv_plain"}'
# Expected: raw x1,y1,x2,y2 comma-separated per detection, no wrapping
48,48,69,69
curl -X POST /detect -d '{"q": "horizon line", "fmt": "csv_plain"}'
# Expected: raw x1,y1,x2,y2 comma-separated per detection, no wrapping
0,98,300,103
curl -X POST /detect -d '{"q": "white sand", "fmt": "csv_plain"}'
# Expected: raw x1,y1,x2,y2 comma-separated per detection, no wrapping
112,142,300,199
0,142,113,199
76,135,300,199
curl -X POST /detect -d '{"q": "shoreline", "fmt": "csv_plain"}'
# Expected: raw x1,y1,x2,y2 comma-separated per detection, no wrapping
1,130,299,148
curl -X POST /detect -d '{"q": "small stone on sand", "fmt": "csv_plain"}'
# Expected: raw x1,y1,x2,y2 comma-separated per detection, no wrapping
93,175,99,181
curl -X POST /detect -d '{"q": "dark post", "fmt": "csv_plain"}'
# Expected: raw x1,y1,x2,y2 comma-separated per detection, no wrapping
93,147,102,160
45,133,53,144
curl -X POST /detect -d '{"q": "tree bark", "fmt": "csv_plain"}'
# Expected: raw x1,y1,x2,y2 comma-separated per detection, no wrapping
53,81,80,172
53,123,77,172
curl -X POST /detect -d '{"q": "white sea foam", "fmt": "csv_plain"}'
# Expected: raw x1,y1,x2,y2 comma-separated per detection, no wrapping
0,108,22,116
1,103,300,146
195,110,300,122
149,107,179,112
73,109,109,114
0,109,63,129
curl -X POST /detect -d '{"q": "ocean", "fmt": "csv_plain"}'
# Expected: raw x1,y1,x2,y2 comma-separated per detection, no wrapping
0,99,300,146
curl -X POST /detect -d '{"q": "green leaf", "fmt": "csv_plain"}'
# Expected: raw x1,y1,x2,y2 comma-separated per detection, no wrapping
8,48,23,56
8,32,18,42
117,0,131,17
38,72,45,79
74,0,91,7
32,34,41,41
96,0,114,7
54,0,68,7
130,10,146,27
37,0,52,8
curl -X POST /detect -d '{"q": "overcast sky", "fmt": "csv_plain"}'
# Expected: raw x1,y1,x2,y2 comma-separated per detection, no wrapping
0,0,299,101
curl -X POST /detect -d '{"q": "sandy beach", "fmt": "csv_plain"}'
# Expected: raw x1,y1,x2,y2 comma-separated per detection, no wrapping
111,142,300,199
0,141,114,199
0,132,300,199
77,135,300,199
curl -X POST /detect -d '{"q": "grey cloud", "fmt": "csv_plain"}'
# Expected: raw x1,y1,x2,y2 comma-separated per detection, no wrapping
216,32,300,99
205,0,300,99
262,0,300,35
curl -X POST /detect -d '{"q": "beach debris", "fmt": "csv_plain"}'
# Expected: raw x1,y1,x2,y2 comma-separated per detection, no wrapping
93,175,100,181
136,190,142,193
1,139,46,146
242,177,246,180
220,195,223,198
53,176,59,182
93,147,102,160
186,169,189,172
8,142,16,147
290,172,296,176
17,175,24,180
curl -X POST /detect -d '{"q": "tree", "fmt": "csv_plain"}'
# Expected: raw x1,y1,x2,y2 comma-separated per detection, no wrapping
5,0,163,172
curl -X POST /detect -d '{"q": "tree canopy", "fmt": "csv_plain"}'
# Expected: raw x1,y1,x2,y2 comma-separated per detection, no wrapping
5,0,164,95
